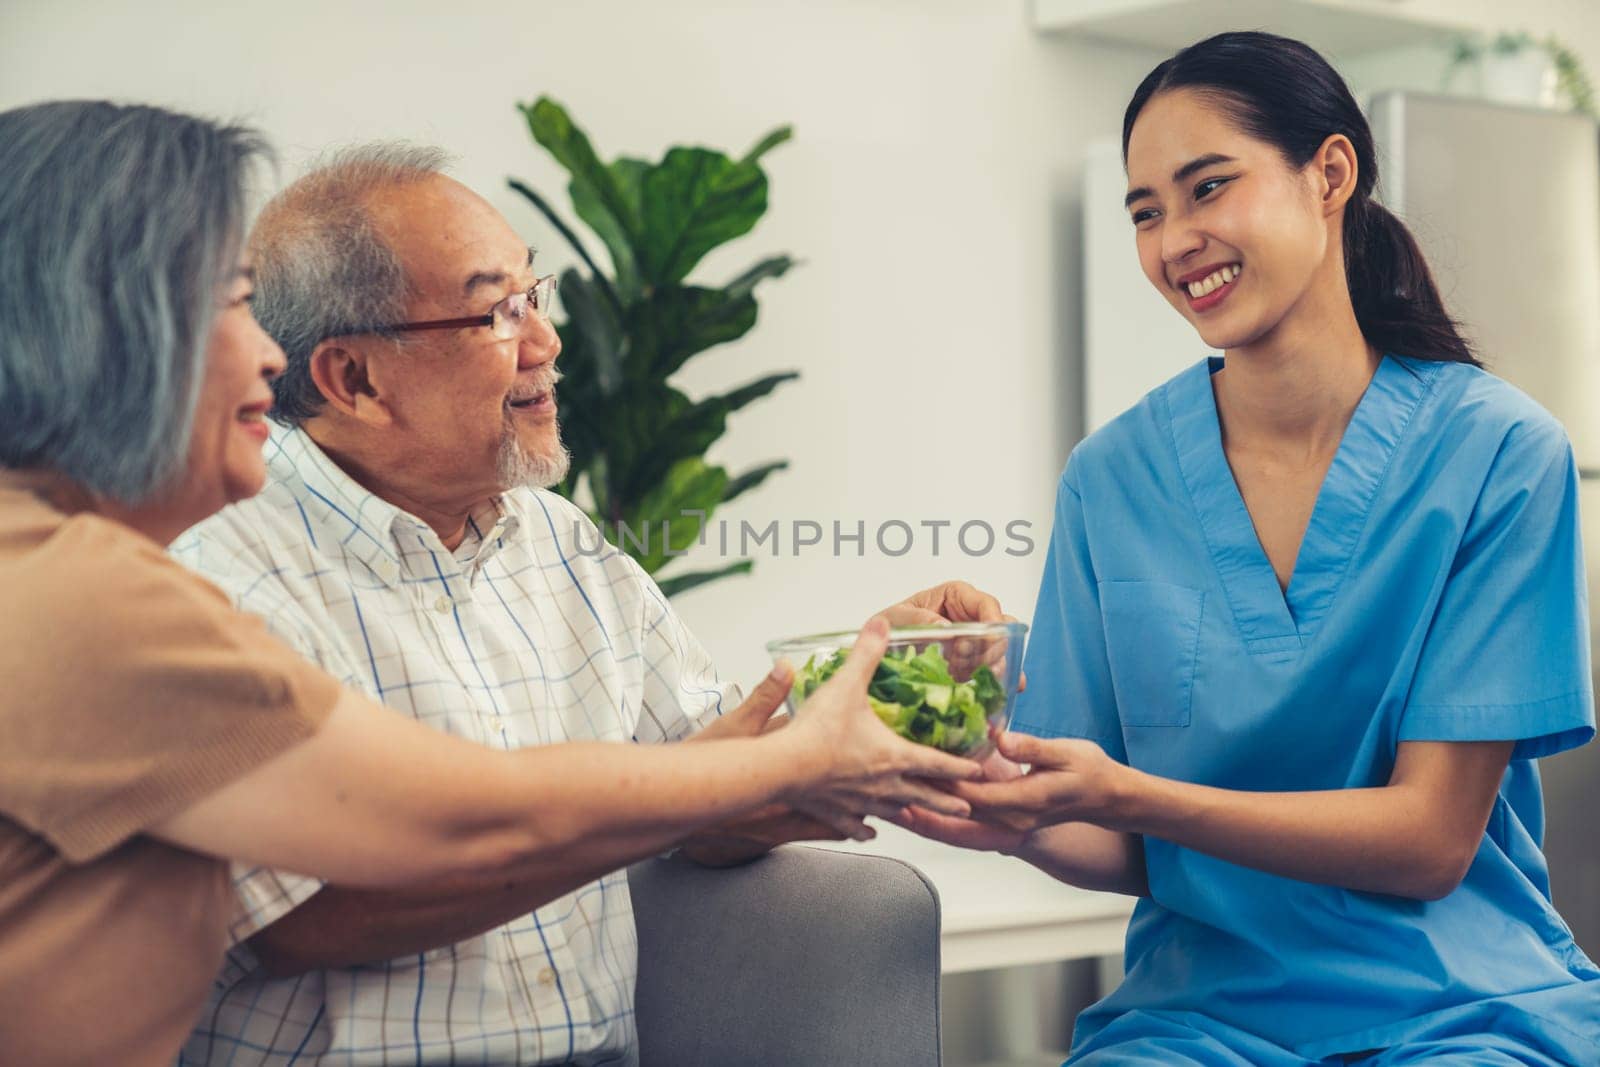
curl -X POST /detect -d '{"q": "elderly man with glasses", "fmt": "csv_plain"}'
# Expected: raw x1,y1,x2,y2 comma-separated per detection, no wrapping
172,144,1003,1067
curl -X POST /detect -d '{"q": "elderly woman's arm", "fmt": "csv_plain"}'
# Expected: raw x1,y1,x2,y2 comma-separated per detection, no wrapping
150,620,980,892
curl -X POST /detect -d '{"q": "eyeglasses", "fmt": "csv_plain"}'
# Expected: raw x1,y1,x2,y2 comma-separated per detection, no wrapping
377,274,559,341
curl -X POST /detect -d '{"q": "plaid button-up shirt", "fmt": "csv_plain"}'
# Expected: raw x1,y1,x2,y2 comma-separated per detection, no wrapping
171,425,733,1066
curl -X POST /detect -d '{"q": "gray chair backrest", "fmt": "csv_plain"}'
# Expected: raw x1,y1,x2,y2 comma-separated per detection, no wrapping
629,845,943,1067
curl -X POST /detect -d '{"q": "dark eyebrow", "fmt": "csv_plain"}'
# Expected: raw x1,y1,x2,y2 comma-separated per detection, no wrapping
463,269,510,295
462,247,536,296
1174,152,1236,182
1124,153,1239,209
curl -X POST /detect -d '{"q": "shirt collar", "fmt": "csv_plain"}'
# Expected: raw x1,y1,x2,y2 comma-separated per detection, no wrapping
268,425,419,587
453,495,524,575
265,424,527,587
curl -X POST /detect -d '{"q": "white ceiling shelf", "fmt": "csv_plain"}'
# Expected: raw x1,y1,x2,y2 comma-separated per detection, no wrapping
1032,0,1475,58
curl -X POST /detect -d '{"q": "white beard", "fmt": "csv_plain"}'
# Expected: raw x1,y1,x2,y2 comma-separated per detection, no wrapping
497,419,571,490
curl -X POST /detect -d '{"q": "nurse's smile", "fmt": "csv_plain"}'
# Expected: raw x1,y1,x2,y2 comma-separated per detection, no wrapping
1177,261,1241,313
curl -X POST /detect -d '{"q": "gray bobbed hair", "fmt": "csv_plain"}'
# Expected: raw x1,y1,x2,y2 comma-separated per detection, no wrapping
0,100,268,503
250,143,453,426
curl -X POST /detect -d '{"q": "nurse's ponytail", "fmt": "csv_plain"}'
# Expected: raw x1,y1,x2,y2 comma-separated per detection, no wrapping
1122,31,1479,367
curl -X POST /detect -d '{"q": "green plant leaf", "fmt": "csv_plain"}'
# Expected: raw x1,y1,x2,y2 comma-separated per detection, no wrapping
723,254,797,299
581,158,653,300
741,125,793,166
625,457,729,573
1548,37,1598,116
722,460,788,503
641,373,799,494
592,384,713,504
610,157,649,221
585,455,612,520
519,97,644,295
517,100,797,598
627,286,757,379
604,372,798,503
623,258,795,379
507,178,622,314
700,371,801,416
559,268,627,394
656,560,755,599
546,321,604,505
638,146,773,285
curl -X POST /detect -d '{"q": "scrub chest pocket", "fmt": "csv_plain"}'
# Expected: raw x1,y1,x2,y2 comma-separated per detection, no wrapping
1099,581,1204,727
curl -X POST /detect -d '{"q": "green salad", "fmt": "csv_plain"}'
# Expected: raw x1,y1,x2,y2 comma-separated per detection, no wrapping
792,642,1007,754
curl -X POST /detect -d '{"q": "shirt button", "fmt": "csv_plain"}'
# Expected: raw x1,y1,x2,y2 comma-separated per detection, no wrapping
433,595,451,614
536,967,556,987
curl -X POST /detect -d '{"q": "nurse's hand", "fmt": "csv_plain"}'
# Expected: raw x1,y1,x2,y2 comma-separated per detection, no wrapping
897,743,1151,896
949,731,1133,835
890,748,1029,852
891,806,1027,854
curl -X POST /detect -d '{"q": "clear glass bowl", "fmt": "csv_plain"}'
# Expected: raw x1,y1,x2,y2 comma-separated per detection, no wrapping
766,621,1027,758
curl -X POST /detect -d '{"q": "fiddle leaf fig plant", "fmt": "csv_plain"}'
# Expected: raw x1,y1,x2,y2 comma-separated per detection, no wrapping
511,97,798,598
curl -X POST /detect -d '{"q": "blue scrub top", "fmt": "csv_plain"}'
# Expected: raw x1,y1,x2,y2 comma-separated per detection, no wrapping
1015,355,1599,1058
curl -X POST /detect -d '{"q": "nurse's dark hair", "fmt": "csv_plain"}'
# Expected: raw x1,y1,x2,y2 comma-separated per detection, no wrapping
1122,31,1479,367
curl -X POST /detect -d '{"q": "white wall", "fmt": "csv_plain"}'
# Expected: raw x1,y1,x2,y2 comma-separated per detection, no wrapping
1,0,1152,688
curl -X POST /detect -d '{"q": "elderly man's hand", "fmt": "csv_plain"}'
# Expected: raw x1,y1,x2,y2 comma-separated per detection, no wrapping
684,663,794,745
675,804,848,867
881,581,1027,693
678,663,854,866
881,580,1010,627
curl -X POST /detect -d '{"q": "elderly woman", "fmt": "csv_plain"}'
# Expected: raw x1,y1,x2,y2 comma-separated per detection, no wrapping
0,100,979,1067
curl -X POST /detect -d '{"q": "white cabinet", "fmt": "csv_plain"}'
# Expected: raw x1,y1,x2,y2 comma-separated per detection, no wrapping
1033,0,1471,59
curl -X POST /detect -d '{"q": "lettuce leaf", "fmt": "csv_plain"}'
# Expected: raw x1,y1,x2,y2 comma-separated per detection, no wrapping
790,640,1007,754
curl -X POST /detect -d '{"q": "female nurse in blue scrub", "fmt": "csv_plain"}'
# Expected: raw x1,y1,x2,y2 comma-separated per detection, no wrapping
898,30,1600,1067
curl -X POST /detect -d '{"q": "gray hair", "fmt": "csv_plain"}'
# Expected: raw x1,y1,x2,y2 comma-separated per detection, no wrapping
0,100,267,503
250,142,453,426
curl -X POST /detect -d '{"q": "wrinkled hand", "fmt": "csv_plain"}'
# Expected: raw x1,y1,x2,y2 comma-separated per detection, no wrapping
946,731,1132,836
685,663,794,744
881,581,1026,693
783,616,983,825
679,803,851,865
976,746,1027,783
890,807,1026,854
678,664,854,850
881,580,1008,627
890,747,1029,853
